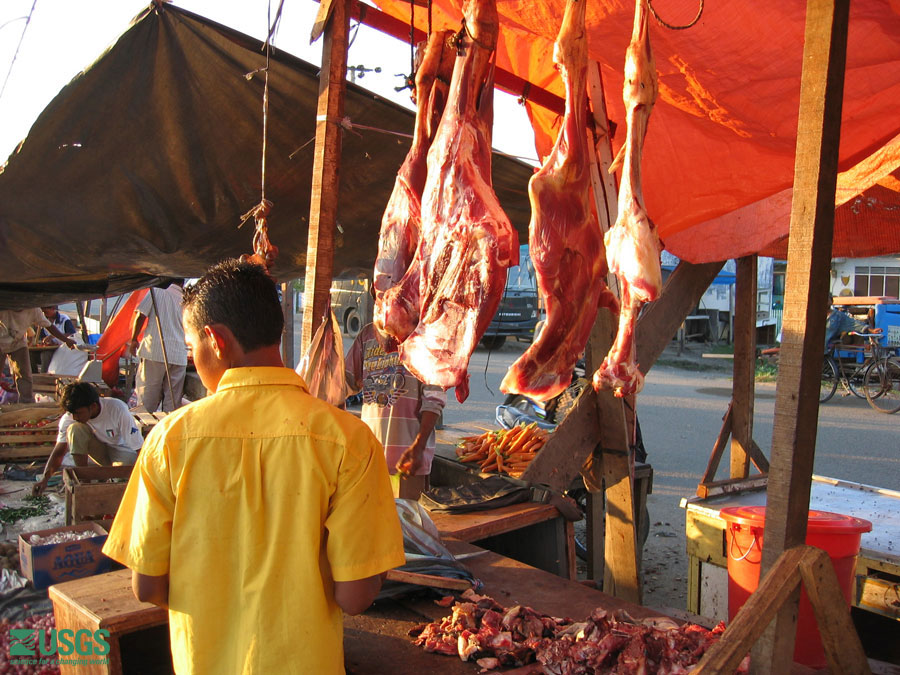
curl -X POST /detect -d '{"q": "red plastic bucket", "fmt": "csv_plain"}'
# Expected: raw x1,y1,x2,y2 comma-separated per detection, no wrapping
719,506,871,668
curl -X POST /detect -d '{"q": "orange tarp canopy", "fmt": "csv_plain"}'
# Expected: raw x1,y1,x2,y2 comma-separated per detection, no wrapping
372,0,900,262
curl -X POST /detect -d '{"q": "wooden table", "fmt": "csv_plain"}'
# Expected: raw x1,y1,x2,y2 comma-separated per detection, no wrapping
682,475,900,626
48,569,168,675
430,501,576,580
47,540,659,675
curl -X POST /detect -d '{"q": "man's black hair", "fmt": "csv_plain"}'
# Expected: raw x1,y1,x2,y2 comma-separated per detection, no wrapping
182,259,283,352
60,382,100,414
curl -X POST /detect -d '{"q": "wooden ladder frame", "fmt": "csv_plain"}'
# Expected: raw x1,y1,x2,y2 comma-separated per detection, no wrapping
695,544,870,674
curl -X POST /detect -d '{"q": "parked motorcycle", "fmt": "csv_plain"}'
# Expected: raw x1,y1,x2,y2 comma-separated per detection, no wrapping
495,359,650,561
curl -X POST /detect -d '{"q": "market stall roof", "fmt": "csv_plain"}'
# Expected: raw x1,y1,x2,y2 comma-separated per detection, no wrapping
373,0,900,262
0,3,535,310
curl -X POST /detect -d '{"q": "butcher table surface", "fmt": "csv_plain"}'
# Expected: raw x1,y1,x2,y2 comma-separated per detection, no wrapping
344,539,663,675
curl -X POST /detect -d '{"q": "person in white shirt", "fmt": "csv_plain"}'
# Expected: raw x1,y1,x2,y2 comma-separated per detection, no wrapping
127,281,188,412
32,382,141,496
0,308,76,403
38,306,78,372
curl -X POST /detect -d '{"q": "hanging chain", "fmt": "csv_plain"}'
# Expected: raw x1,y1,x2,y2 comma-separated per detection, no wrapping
647,0,704,30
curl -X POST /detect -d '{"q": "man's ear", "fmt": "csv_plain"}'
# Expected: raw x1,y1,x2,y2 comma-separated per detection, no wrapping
203,324,229,360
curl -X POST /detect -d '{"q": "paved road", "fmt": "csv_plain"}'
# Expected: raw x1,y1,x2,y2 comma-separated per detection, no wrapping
438,338,899,493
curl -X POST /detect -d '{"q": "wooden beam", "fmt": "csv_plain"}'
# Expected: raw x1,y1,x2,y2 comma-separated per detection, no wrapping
302,0,350,355
281,282,295,368
599,409,641,604
748,440,771,474
731,256,757,479
352,2,567,115
755,0,851,670
635,260,725,374
798,547,871,674
699,402,733,487
520,387,599,493
696,475,767,500
694,546,806,675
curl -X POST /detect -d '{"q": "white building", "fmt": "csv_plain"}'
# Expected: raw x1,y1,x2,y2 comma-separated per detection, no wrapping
831,255,900,299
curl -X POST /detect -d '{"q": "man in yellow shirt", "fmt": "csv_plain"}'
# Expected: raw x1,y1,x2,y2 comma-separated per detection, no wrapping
103,260,406,674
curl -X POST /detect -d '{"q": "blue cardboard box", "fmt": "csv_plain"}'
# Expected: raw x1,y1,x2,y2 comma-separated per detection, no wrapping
18,522,110,589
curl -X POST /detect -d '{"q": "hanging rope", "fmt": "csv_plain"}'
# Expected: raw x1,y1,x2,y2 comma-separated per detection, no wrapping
409,0,416,76
239,0,285,272
647,0,704,30
0,0,37,103
427,0,433,36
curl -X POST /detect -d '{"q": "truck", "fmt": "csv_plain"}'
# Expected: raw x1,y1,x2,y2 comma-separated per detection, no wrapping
330,247,539,347
329,271,373,339
480,245,540,350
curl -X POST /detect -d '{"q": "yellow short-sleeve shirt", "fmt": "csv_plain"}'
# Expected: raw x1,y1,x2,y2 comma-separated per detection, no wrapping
103,367,406,674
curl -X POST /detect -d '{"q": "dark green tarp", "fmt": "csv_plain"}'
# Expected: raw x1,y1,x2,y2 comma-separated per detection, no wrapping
0,3,533,309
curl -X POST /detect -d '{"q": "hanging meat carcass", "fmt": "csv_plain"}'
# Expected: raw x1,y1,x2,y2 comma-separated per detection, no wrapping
374,31,456,346
500,0,617,402
593,0,663,398
399,0,519,403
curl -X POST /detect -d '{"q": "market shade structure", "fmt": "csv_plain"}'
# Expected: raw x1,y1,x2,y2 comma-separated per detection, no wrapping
0,3,535,310
372,0,900,261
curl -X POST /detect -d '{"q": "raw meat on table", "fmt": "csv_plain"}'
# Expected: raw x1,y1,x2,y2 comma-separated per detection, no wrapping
593,0,664,398
501,0,616,402
399,0,519,403
374,30,456,346
409,589,747,673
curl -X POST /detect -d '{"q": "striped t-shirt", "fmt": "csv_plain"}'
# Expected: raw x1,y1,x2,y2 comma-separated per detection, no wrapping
345,324,445,475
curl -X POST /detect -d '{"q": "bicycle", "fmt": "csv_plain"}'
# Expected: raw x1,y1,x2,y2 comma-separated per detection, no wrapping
820,332,900,413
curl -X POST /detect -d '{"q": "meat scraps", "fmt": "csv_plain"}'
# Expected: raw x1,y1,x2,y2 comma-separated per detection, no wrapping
374,30,456,346
409,590,746,673
592,0,664,398
501,0,616,402
399,0,519,403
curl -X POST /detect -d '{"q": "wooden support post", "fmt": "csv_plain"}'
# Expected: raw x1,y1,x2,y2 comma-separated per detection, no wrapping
699,402,733,487
731,256,757,479
599,408,641,604
695,547,806,675
695,546,870,675
302,0,350,355
754,0,850,671
635,260,724,373
798,547,870,673
75,302,90,343
281,282,295,368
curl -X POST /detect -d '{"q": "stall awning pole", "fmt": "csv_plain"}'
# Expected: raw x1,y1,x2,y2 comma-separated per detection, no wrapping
730,256,757,479
302,0,350,356
754,0,850,670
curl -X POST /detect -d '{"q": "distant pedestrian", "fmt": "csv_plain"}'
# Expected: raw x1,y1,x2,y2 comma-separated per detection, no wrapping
0,308,75,403
127,282,187,412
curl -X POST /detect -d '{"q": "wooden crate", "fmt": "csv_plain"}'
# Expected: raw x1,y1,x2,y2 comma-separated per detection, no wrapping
131,410,166,437
0,403,61,461
63,466,133,525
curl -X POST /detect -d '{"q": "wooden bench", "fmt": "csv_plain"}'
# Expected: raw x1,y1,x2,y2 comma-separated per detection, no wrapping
49,569,169,675
429,500,576,580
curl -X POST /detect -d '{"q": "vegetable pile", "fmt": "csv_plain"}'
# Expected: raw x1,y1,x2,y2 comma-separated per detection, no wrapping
455,423,550,478
0,496,51,525
0,613,58,674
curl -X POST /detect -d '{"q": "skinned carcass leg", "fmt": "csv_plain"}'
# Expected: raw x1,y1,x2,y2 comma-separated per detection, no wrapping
501,0,616,402
593,0,663,397
400,0,519,403
374,31,456,346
